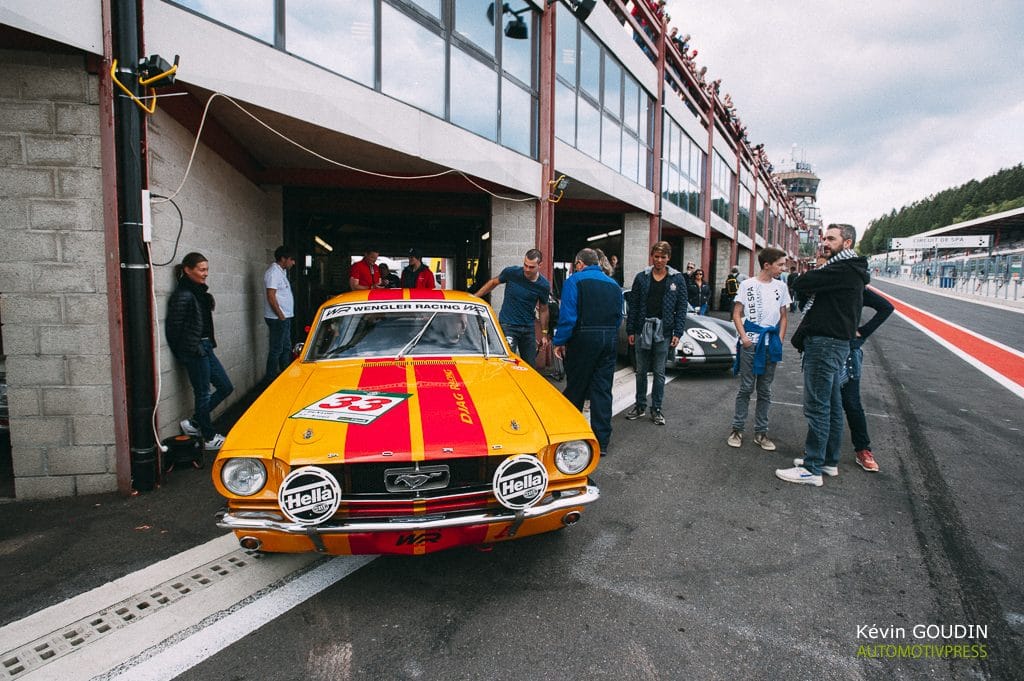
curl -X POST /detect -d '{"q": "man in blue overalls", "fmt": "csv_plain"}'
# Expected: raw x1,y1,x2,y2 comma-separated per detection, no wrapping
553,248,624,457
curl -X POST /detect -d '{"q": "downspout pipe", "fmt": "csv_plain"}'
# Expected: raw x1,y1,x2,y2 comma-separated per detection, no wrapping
112,0,158,491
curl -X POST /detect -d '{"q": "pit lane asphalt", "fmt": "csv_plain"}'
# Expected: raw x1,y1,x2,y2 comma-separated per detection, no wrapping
2,290,1022,680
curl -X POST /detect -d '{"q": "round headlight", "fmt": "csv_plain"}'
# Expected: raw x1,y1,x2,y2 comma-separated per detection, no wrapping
681,342,695,355
554,440,593,475
221,458,267,496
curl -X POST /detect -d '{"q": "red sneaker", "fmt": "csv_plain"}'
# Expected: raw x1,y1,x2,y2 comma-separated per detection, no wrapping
856,449,879,472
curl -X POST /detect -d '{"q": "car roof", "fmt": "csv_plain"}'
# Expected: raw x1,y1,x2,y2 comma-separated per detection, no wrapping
320,289,484,307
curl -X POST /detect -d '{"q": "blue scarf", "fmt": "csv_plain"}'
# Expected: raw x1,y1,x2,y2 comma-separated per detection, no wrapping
733,319,782,375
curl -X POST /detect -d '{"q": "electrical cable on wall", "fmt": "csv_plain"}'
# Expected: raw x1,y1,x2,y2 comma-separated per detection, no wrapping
146,241,168,455
153,92,536,206
149,194,184,267
145,87,538,448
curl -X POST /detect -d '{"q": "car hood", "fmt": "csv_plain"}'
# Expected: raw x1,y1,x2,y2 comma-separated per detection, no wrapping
689,316,738,343
226,358,574,466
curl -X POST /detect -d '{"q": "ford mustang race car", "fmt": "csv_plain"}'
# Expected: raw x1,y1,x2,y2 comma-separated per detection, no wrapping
618,290,738,370
213,290,599,556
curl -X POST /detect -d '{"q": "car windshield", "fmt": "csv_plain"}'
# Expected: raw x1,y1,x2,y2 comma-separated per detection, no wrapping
306,300,507,361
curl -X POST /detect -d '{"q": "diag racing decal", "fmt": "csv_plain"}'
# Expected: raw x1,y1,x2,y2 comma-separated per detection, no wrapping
685,327,718,344
291,389,412,425
278,466,341,525
493,455,548,510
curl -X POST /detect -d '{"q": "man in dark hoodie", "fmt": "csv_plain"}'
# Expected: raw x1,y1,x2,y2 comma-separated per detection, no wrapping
776,224,870,486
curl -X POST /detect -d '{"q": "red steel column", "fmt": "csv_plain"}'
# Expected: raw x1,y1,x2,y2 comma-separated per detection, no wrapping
729,145,740,269
649,13,667,246
536,4,556,281
749,176,759,277
702,113,714,274
99,0,132,495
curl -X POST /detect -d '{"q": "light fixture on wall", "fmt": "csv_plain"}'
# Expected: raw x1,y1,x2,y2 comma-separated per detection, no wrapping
547,174,569,203
487,3,532,40
314,235,334,252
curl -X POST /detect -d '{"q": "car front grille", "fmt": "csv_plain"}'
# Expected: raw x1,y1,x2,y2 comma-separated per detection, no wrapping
316,456,508,500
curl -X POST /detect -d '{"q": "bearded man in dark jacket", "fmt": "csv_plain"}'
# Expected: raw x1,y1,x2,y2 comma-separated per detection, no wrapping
776,224,870,487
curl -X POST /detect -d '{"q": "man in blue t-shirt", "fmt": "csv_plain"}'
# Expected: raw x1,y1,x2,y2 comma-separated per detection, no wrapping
473,249,551,368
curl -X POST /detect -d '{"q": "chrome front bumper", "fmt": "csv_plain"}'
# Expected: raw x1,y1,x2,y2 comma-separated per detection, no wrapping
217,484,600,535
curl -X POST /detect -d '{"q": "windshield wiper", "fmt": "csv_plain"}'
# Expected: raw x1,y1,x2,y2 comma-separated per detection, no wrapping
396,312,438,360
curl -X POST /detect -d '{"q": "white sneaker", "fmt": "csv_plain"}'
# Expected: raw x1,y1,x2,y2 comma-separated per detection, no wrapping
180,418,200,437
204,434,226,451
793,458,838,477
775,466,823,487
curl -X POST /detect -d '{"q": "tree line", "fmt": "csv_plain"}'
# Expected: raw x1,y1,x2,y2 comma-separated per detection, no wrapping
858,163,1024,255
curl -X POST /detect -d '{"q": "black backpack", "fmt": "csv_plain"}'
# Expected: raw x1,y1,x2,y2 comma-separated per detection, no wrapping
725,275,739,296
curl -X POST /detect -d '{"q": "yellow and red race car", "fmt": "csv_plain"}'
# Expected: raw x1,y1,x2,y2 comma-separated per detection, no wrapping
213,289,599,555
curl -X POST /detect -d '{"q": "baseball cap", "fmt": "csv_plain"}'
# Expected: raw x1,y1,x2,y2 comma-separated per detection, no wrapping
407,248,421,260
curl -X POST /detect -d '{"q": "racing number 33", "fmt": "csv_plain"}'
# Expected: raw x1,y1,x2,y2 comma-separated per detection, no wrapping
292,389,412,425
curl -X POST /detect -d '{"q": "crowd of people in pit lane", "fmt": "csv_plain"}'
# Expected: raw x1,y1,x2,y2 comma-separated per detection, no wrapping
467,226,890,487
165,225,890,487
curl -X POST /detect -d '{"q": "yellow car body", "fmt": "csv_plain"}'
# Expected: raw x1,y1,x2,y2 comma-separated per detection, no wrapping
213,289,599,555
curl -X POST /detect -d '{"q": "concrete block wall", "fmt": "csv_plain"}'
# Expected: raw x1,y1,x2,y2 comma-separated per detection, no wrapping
148,111,282,440
622,213,650,287
486,198,536,317
737,246,755,278
682,236,702,270
0,49,114,499
714,239,734,309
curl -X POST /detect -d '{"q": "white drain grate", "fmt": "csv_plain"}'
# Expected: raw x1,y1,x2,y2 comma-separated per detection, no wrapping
1,550,260,679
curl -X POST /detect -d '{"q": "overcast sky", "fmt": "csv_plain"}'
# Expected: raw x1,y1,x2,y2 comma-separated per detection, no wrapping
665,0,1024,232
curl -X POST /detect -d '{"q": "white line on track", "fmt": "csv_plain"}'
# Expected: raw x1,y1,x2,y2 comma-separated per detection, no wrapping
770,400,891,418
891,310,1024,401
881,294,1024,359
104,556,375,681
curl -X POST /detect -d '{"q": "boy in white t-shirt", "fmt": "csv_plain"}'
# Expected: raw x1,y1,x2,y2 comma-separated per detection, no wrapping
727,247,791,451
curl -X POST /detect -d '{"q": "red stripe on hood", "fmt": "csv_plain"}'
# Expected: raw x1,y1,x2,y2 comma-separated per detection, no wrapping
417,288,445,299
368,289,405,301
414,362,488,459
342,363,412,460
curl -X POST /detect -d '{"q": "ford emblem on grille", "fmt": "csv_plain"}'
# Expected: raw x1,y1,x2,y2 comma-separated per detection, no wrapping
384,464,450,492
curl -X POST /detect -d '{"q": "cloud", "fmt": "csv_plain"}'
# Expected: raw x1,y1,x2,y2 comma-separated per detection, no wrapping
665,0,1024,228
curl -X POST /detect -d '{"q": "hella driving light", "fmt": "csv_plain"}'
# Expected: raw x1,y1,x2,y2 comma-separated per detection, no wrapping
554,440,592,474
221,458,268,496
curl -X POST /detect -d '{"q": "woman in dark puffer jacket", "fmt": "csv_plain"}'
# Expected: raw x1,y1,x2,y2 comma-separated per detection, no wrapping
165,252,233,450
687,268,712,315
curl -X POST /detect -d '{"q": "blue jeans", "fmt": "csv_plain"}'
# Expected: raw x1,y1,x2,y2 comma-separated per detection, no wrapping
504,324,538,368
800,336,850,475
563,328,617,450
181,339,234,440
634,337,669,411
731,345,777,433
841,341,869,450
265,317,292,381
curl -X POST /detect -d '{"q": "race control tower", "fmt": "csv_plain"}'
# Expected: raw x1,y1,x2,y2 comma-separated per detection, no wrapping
774,145,821,258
